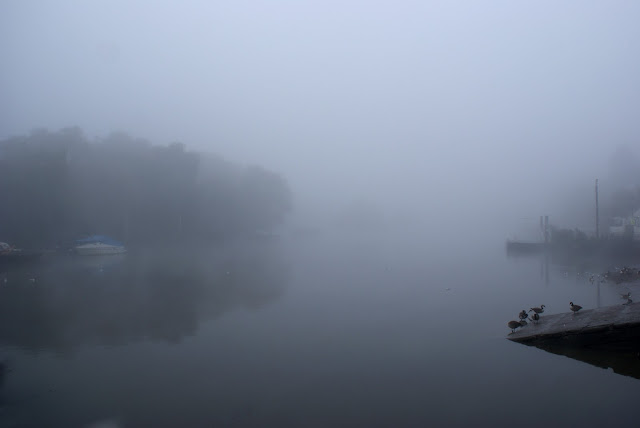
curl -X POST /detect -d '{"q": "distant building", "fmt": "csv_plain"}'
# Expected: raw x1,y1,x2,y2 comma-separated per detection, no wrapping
609,208,640,240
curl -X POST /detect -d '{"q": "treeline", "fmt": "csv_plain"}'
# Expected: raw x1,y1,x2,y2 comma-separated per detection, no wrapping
0,127,292,247
607,145,640,218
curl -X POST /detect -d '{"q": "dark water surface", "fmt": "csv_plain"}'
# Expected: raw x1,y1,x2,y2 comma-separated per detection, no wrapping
1,232,638,427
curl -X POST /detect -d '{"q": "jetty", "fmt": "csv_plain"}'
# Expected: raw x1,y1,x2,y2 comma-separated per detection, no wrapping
508,302,640,378
508,302,640,350
505,241,547,254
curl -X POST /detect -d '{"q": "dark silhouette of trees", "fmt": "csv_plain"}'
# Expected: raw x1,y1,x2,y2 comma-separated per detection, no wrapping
603,145,640,220
0,128,292,247
607,186,640,218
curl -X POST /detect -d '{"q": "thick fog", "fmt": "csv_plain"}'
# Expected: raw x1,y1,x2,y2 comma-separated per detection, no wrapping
4,4,640,426
2,1,640,240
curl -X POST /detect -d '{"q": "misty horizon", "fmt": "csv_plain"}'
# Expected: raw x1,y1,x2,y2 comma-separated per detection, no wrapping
2,2,640,427
3,1,640,239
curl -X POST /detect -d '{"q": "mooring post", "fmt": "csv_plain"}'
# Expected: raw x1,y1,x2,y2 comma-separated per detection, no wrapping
544,215,549,244
540,216,544,241
595,178,599,239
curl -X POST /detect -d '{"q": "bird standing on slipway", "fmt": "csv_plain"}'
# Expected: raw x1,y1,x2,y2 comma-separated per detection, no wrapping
529,305,545,315
507,320,527,333
519,310,528,322
569,302,582,314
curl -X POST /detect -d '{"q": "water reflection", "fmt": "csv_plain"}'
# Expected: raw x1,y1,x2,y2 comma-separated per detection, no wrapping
527,340,640,380
0,240,290,352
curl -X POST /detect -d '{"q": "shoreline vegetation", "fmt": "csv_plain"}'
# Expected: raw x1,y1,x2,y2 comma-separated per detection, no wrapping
506,240,640,273
507,224,640,266
0,127,292,250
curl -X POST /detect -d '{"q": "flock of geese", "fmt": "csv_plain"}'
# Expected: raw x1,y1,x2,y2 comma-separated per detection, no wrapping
507,266,638,334
507,303,582,333
508,305,546,333
508,291,634,334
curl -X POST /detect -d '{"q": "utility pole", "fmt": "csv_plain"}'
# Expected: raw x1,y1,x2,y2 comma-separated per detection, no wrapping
540,216,544,242
595,178,599,239
544,215,549,244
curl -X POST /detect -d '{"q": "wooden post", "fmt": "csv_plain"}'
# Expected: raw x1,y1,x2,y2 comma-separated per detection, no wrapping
123,210,129,245
595,179,599,239
544,215,549,244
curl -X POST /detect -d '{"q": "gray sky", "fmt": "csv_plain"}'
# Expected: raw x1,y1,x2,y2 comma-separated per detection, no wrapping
2,0,639,234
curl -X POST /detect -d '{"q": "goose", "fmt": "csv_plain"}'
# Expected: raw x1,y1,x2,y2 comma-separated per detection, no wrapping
507,320,527,333
519,310,529,321
531,312,540,324
569,302,582,314
529,305,545,314
620,292,631,300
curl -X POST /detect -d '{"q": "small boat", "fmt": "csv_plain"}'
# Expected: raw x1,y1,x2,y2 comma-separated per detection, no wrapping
0,242,43,264
75,235,126,256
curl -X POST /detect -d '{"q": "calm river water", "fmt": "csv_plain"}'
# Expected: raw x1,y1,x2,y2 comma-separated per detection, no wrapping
1,230,638,427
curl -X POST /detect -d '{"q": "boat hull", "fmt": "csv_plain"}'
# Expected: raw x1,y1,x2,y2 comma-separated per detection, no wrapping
75,243,127,256
0,251,43,266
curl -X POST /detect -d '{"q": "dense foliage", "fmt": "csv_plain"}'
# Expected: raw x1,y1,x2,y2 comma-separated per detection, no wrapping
0,128,292,247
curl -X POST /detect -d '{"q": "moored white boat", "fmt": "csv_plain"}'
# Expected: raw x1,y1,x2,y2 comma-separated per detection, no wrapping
75,236,126,256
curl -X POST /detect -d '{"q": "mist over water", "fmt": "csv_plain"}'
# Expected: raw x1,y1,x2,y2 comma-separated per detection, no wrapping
1,233,638,427
2,1,640,426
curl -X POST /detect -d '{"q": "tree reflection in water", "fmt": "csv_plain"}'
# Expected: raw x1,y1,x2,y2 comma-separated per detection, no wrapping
0,240,289,353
